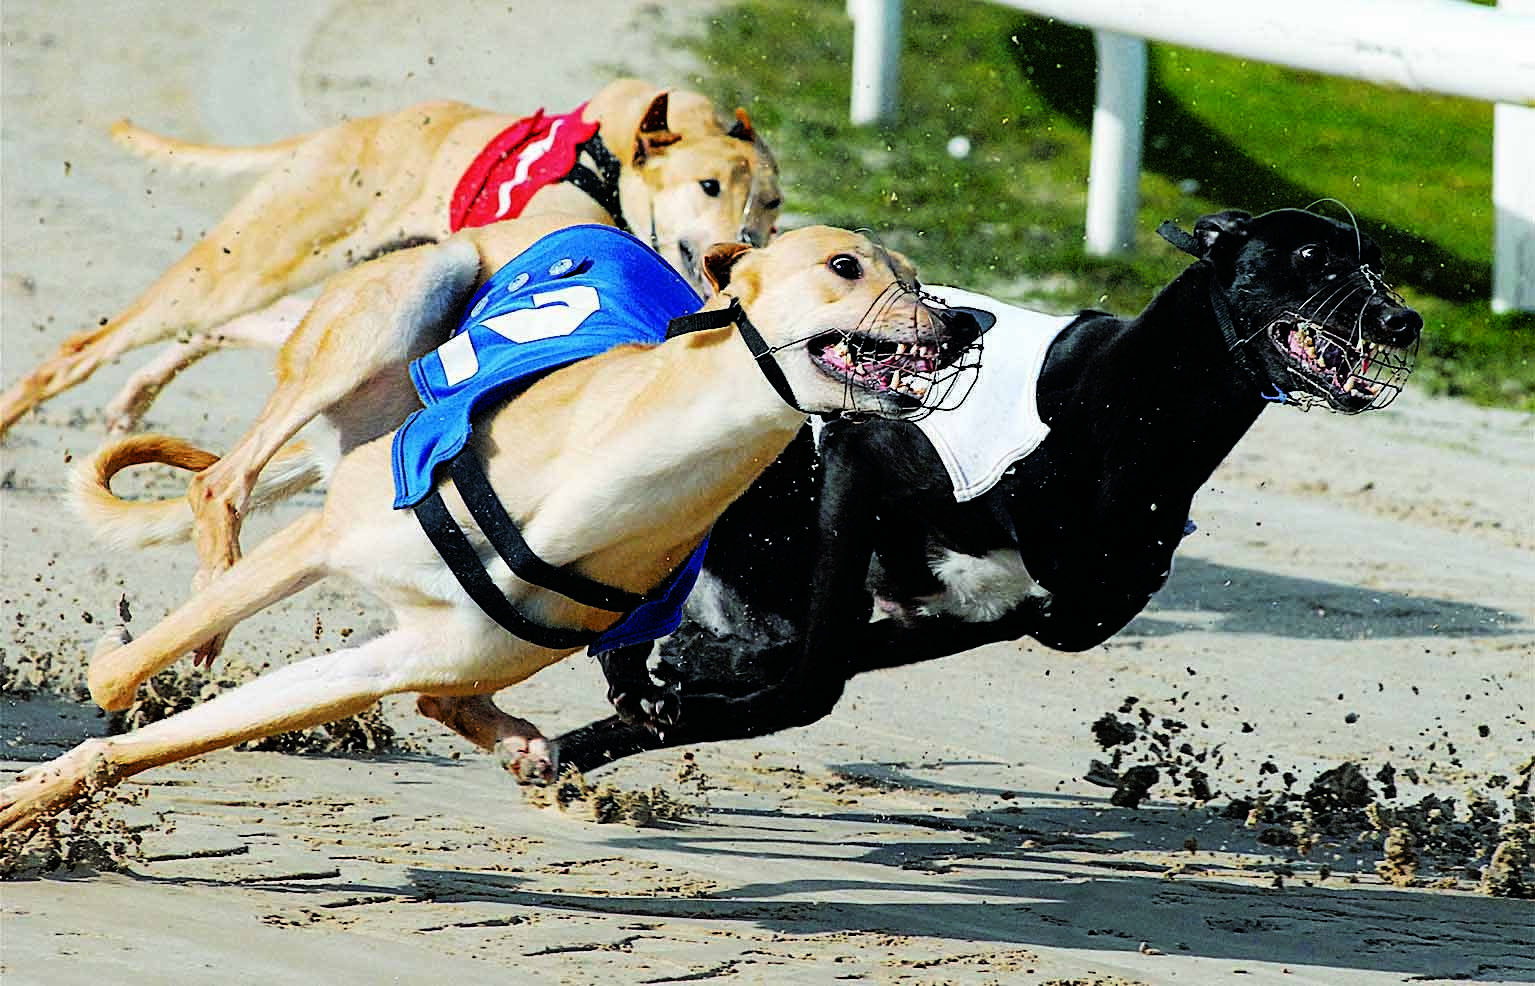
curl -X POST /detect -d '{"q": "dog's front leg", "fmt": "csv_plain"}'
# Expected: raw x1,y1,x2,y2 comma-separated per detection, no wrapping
656,425,882,740
2,629,429,835
594,642,683,732
415,693,555,783
545,715,672,778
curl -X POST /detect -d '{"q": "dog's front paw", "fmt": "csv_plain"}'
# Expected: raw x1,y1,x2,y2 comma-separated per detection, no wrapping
0,740,110,835
608,681,681,735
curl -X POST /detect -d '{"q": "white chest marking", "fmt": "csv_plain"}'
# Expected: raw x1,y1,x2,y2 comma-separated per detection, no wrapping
919,548,1050,622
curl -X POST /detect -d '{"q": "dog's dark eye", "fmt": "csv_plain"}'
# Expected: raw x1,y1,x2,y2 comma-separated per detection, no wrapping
763,197,783,211
700,179,721,197
1297,244,1323,263
827,254,863,280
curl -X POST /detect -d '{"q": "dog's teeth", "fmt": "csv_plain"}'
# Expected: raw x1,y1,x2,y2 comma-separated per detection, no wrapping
891,370,903,391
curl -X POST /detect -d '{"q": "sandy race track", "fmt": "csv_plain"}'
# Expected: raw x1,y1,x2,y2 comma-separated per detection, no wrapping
2,2,1532,983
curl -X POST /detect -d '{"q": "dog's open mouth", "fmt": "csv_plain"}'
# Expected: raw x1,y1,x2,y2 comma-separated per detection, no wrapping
1267,315,1414,411
809,332,955,407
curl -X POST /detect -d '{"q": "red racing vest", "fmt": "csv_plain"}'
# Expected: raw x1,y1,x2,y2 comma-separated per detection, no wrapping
449,104,602,232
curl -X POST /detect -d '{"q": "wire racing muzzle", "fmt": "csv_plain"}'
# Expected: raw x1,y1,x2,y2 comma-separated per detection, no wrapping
665,279,989,420
804,281,990,420
1158,215,1418,415
1263,265,1417,414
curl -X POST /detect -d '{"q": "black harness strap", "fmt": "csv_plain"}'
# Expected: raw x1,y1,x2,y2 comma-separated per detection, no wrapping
665,298,806,413
565,134,630,234
414,486,602,650
447,450,645,614
663,302,737,340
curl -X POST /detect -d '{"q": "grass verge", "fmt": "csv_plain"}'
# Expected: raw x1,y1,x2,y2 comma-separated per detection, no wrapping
680,0,1533,409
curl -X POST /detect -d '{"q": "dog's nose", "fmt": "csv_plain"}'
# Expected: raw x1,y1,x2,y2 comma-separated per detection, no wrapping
1380,306,1423,346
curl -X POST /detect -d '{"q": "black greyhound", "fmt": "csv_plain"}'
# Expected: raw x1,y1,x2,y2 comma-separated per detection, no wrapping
546,208,1423,774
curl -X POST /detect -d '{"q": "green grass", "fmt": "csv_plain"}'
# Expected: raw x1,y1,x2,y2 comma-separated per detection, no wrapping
681,0,1534,409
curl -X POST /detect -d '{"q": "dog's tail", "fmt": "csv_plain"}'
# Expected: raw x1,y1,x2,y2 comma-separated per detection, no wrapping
72,435,325,548
109,120,312,175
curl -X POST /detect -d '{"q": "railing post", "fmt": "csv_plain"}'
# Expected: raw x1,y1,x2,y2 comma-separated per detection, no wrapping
1084,30,1148,256
849,0,903,125
1494,0,1535,313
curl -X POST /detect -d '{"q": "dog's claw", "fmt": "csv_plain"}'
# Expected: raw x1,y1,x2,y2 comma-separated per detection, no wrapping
646,692,682,729
0,740,111,835
609,682,682,735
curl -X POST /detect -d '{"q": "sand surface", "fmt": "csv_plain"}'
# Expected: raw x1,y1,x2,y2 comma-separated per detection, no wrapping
3,2,1533,983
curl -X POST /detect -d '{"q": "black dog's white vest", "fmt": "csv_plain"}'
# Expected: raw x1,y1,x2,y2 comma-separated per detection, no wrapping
910,286,1073,501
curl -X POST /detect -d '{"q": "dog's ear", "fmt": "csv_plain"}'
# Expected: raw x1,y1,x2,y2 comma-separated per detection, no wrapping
633,92,682,165
703,242,752,293
728,108,756,143
1193,210,1252,259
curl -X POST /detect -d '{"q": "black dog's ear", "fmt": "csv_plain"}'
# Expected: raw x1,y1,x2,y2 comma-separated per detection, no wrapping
1193,210,1252,258
703,241,752,293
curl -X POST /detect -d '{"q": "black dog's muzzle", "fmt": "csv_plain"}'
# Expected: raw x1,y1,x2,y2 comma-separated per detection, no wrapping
1157,218,1419,415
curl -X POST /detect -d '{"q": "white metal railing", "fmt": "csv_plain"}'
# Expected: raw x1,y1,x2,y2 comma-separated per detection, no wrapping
847,0,1535,312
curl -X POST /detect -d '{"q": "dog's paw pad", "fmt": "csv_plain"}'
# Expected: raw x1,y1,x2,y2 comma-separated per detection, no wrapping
608,690,644,726
496,738,556,786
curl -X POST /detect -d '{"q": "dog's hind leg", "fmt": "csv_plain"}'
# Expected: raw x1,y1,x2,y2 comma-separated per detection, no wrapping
182,240,477,665
86,509,331,712
2,627,430,835
416,694,556,783
102,296,314,434
0,124,434,438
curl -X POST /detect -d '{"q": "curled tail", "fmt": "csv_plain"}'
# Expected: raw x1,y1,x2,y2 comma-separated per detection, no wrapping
110,120,314,175
72,435,325,548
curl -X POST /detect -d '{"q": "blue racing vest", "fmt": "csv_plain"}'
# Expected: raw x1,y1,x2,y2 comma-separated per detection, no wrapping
391,224,709,653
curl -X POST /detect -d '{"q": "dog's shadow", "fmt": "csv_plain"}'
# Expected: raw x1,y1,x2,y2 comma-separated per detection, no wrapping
1128,556,1521,641
398,784,1532,979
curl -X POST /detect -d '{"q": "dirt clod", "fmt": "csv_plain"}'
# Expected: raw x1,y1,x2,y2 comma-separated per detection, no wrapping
525,767,694,827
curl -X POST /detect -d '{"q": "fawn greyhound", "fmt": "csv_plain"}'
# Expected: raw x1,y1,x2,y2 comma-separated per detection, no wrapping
0,78,781,436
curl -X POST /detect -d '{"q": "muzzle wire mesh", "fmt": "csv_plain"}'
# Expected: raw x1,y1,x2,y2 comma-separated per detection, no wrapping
1266,263,1416,413
823,278,986,420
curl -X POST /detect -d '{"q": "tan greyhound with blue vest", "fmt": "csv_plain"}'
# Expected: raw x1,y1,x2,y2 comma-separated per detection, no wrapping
0,220,986,834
